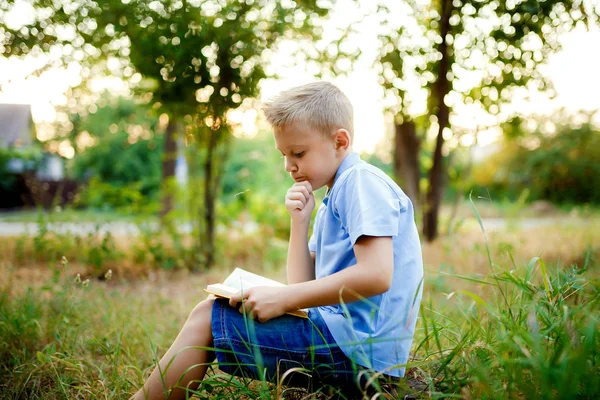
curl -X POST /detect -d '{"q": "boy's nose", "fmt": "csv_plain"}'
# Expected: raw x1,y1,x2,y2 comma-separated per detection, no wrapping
285,157,298,173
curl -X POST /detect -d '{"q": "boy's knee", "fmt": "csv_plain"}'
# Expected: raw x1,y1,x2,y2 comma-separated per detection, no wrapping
188,297,215,327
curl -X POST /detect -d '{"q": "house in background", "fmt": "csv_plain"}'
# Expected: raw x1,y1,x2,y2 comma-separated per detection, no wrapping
1,103,74,209
0,103,63,181
0,103,34,147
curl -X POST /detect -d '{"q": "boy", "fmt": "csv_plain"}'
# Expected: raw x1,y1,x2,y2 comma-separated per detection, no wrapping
132,82,423,400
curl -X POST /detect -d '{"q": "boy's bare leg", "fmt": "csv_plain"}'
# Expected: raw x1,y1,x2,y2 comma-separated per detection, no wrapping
131,298,216,400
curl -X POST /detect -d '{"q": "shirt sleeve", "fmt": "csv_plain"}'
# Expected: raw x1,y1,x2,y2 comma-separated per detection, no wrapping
308,233,317,253
308,203,323,252
333,168,404,246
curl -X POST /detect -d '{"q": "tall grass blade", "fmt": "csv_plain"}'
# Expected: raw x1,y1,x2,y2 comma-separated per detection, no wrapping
456,290,489,310
529,256,553,304
468,191,514,322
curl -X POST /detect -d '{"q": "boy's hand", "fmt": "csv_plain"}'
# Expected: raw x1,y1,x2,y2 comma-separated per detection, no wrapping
229,286,290,323
285,181,315,222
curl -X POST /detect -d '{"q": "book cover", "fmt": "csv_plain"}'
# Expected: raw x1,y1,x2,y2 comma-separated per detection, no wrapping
204,268,308,318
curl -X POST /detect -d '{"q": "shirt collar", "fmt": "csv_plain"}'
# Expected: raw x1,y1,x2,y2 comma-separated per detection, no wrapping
324,152,361,201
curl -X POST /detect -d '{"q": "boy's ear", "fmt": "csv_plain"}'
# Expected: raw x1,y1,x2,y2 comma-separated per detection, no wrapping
332,129,351,150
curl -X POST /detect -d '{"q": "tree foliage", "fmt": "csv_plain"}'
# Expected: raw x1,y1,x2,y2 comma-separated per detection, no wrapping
1,0,333,269
376,0,599,240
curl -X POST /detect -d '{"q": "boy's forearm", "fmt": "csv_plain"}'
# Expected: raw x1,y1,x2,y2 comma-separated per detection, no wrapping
286,219,315,284
285,263,391,311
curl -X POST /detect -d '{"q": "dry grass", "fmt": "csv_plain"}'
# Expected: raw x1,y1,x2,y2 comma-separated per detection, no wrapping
422,223,598,275
2,219,597,297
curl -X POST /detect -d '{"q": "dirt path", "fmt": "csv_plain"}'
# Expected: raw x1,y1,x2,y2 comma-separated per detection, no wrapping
0,221,191,236
0,217,591,237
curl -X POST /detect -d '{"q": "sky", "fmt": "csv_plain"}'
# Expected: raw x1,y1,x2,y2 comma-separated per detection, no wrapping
1,0,599,155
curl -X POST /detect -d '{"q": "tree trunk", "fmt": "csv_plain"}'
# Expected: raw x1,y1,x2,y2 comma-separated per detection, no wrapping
423,0,452,242
160,117,178,220
393,120,421,208
201,124,232,270
202,126,218,270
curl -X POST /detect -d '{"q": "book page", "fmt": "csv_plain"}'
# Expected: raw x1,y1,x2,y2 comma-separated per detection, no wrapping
222,268,286,291
205,268,308,318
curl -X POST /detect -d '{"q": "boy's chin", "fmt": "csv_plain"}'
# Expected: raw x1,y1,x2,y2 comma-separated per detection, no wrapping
311,182,326,191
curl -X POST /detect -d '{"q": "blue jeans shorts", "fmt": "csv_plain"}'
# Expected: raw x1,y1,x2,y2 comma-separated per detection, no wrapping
211,299,360,388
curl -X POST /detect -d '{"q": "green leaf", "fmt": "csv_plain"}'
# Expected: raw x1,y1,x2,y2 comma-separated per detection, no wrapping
36,351,48,364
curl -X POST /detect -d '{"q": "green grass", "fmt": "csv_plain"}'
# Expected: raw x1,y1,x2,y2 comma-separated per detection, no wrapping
417,253,600,398
2,249,598,398
0,262,291,399
0,262,199,399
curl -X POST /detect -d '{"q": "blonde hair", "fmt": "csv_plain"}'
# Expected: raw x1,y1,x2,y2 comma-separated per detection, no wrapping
263,81,354,138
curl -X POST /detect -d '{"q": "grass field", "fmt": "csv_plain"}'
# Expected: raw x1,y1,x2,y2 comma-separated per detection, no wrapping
1,210,599,399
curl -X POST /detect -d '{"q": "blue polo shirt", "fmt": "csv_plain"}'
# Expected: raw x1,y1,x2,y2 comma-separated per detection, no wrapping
308,152,423,377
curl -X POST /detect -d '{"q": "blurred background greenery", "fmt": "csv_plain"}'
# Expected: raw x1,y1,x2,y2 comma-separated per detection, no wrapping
1,1,599,263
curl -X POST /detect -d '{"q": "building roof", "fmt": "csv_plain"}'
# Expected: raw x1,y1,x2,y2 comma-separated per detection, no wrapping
0,104,34,147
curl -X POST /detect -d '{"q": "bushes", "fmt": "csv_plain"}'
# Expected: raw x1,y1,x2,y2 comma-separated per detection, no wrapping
13,219,123,277
0,146,45,208
470,122,600,205
67,96,163,211
72,130,163,211
77,177,158,214
7,210,289,275
0,146,43,190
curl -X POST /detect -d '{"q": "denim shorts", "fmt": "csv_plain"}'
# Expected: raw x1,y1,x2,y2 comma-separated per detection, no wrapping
211,298,360,388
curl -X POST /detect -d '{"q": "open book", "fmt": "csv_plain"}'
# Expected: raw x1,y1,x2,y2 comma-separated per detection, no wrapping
204,268,308,318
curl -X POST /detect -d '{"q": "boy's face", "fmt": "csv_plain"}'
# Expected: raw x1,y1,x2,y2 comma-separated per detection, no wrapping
274,122,345,190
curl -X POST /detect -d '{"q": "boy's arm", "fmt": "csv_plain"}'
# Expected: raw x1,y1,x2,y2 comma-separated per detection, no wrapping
286,219,316,284
284,181,316,284
285,235,393,310
229,235,393,322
